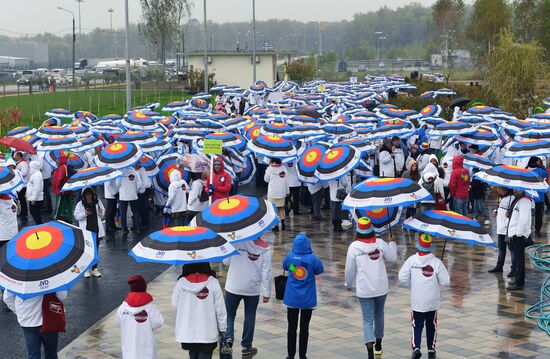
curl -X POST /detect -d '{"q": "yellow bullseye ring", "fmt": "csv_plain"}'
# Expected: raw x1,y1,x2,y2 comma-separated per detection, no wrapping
218,198,241,210
374,178,397,183
26,231,52,250
326,149,341,160
110,143,123,151
171,226,196,232
306,151,318,162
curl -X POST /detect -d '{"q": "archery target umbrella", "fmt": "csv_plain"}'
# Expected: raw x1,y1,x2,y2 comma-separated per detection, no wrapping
474,165,549,192
0,221,98,299
129,226,237,265
61,166,123,192
96,142,143,170
0,166,24,194
190,195,279,243
314,145,362,182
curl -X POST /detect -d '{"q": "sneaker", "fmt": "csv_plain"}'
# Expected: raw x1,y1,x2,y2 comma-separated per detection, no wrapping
220,338,233,355
428,349,436,358
488,267,503,273
484,219,490,225
241,347,258,356
507,283,524,291
84,271,91,278
272,226,279,233
90,269,102,277
411,349,422,359
374,338,383,355
507,271,516,278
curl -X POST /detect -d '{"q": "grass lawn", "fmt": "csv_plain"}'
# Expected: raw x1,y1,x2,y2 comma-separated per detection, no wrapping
0,87,192,129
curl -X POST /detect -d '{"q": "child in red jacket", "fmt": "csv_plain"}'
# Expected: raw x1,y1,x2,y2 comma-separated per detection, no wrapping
449,156,470,216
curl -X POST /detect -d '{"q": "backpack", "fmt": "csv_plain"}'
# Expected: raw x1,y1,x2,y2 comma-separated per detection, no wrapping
199,185,209,202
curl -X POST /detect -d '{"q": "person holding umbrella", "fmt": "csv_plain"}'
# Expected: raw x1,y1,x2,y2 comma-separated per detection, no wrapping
399,233,450,359
27,161,44,225
264,158,289,232
14,151,30,221
0,193,18,311
172,263,227,359
345,217,397,359
526,157,547,237
488,187,514,274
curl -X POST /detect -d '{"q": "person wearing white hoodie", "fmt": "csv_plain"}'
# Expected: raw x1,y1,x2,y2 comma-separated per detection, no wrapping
26,160,44,224
187,172,209,220
116,275,164,359
3,290,68,358
117,166,143,234
221,238,272,357
399,233,450,359
165,170,189,226
345,217,397,359
0,193,18,312
172,263,227,359
264,158,289,231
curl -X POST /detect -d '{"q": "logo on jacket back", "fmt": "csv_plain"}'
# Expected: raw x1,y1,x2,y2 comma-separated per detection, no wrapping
128,174,135,181
422,265,434,278
196,287,209,300
290,263,307,281
10,205,16,213
134,310,148,323
279,171,286,178
247,252,260,261
368,249,380,260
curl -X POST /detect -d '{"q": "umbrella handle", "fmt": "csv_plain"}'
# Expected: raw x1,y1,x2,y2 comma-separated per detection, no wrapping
386,207,393,236
440,238,448,260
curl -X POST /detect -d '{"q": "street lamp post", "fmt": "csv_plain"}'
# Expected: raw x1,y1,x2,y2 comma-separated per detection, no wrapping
375,31,382,61
252,0,256,83
379,36,387,61
203,0,208,93
57,6,76,86
125,0,131,111
108,8,114,58
76,0,84,36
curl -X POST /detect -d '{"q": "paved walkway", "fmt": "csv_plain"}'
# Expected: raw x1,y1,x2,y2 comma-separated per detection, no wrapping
59,208,550,359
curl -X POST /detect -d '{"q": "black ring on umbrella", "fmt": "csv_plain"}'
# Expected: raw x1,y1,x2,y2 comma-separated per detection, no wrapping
414,212,487,234
140,235,226,251
485,169,541,183
195,198,269,233
351,183,419,199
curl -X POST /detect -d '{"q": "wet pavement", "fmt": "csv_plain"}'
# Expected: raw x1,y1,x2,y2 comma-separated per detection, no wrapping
3,189,550,358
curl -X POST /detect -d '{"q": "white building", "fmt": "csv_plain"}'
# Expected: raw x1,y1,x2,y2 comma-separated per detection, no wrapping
183,51,293,88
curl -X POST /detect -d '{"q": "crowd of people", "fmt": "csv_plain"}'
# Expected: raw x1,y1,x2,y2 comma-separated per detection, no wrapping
0,85,547,359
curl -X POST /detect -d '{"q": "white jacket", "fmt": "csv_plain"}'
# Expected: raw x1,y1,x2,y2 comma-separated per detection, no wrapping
378,149,395,178
3,291,68,327
172,276,227,344
419,172,444,204
187,179,208,212
16,159,30,186
166,171,188,213
285,163,301,188
345,239,397,298
0,197,18,241
137,167,152,189
118,168,143,201
495,195,514,235
26,161,43,201
507,196,534,238
115,301,164,359
223,240,272,297
398,253,450,312
264,165,289,199
393,146,405,174
104,179,120,199
74,199,106,238
328,175,351,202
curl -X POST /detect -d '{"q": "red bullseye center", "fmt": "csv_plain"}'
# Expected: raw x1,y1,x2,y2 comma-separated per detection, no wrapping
16,227,63,259
210,197,250,216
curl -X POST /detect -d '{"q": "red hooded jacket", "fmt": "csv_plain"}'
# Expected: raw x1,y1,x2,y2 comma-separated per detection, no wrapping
52,156,70,196
207,156,232,201
449,156,470,200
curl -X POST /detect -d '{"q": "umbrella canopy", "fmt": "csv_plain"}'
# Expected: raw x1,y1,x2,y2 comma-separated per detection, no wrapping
0,221,97,299
96,142,143,169
190,195,279,243
37,136,80,152
297,144,329,183
138,155,159,177
343,177,432,210
44,108,73,118
118,131,156,145
6,126,36,138
365,120,415,140
122,111,159,131
0,136,37,154
204,132,244,149
61,166,123,192
504,140,550,158
153,154,186,196
456,128,501,146
247,135,297,160
403,210,494,247
140,138,172,153
448,97,470,109
36,126,73,139
462,153,494,170
431,121,475,137
351,207,403,234
378,107,416,118
237,154,257,185
129,226,237,265
77,136,103,151
315,146,362,182
45,150,86,170
474,165,549,191
0,166,25,194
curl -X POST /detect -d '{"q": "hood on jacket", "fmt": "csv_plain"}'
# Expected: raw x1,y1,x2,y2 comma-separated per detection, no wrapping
292,233,313,255
415,252,435,264
169,169,182,183
179,275,214,294
124,292,154,308
29,161,41,173
423,171,437,183
57,155,68,166
452,155,464,169
236,238,270,255
213,156,225,173
428,154,439,165
406,159,417,172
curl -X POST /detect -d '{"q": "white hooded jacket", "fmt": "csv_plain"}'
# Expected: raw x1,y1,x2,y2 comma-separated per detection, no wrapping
118,168,143,201
223,240,272,297
187,179,208,212
115,299,164,359
398,253,450,312
166,171,188,213
74,191,106,238
264,164,289,199
0,196,18,242
378,149,395,178
172,276,227,344
506,196,534,239
26,161,43,201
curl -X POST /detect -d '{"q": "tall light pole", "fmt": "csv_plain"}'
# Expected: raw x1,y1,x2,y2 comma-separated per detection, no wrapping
375,31,382,61
57,6,75,86
108,8,114,58
379,36,387,61
252,0,257,83
125,0,131,112
76,0,84,36
203,0,208,93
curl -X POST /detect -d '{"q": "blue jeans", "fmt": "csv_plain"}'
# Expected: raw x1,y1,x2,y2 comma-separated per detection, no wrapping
358,295,387,344
119,200,140,230
21,326,59,359
453,198,468,216
224,291,260,348
473,198,488,218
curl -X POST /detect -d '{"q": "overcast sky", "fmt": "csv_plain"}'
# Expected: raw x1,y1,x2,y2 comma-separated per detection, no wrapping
1,0,438,36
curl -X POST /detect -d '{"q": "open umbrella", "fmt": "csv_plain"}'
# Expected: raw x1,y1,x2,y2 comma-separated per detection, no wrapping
474,165,549,191
61,166,123,192
140,138,172,153
462,153,494,170
36,126,73,139
44,108,73,118
122,111,159,131
190,195,279,243
431,121,475,137
37,136,80,152
0,166,25,194
0,136,37,154
0,221,97,299
504,140,550,158
96,142,143,170
237,154,257,185
153,153,187,197
351,207,403,234
77,136,103,151
138,155,159,177
247,135,297,160
296,144,328,183
343,177,432,210
314,145,362,182
45,150,86,170
129,226,237,265
6,126,36,138
448,97,470,109
456,128,501,146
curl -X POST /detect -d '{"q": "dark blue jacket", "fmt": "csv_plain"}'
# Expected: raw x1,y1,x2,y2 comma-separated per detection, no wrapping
282,234,324,309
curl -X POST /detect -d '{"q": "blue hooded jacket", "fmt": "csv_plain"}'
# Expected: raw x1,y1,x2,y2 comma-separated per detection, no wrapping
282,234,324,309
